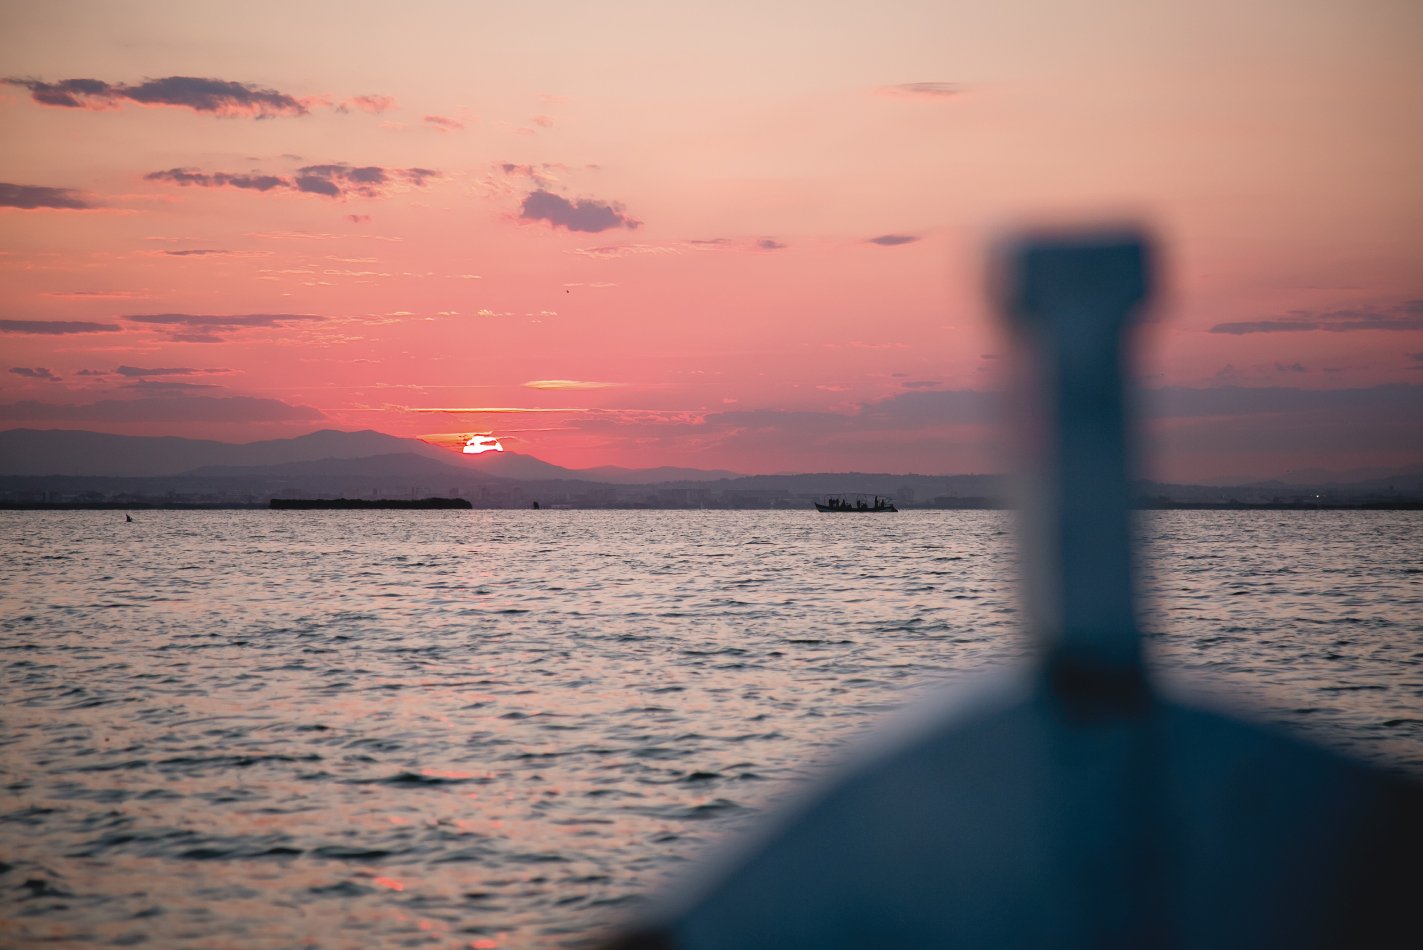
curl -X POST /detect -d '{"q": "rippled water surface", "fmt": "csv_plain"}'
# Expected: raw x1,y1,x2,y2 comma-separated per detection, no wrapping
3,510,1420,947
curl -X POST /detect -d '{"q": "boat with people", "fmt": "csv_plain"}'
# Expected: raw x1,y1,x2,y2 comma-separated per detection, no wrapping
814,495,897,513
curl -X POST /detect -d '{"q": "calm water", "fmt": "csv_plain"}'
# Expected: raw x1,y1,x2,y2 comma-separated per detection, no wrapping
2,510,1420,948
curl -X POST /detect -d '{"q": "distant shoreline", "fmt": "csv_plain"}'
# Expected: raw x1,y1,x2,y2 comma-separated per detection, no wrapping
270,497,473,510
2,500,1419,512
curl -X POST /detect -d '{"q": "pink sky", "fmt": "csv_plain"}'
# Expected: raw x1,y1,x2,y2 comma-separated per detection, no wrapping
2,1,1420,481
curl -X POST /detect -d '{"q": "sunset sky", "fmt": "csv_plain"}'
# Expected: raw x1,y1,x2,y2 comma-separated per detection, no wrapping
2,0,1419,481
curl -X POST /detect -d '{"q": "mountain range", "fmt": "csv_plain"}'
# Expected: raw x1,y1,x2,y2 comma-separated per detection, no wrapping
0,428,740,483
1,428,1419,505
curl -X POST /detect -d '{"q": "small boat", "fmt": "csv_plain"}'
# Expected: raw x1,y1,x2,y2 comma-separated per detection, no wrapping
814,495,897,513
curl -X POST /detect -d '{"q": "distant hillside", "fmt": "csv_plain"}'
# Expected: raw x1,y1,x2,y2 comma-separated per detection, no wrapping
0,427,732,483
0,428,454,477
184,452,477,479
5,428,1419,501
448,447,584,481
0,427,582,480
576,464,743,484
1248,470,1423,494
696,471,1005,499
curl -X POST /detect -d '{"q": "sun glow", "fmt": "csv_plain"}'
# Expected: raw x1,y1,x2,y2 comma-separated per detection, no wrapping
463,434,504,455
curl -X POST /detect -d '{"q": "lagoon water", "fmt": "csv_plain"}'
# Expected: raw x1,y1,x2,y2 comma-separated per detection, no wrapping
2,510,1420,948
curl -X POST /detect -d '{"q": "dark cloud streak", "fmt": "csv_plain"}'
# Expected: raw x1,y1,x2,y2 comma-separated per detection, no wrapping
5,75,309,117
0,182,94,210
519,189,640,233
1145,384,1421,418
0,395,323,423
125,313,323,329
1211,301,1423,335
146,164,439,200
867,234,920,246
0,320,121,335
115,366,214,377
9,367,61,381
146,169,286,191
123,313,323,343
121,380,221,393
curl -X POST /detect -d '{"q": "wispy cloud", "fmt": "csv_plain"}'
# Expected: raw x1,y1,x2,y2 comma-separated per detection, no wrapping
1145,383,1423,417
246,229,402,242
492,162,573,189
574,243,684,259
123,312,324,343
875,82,964,99
0,395,323,423
523,379,622,390
0,319,121,335
520,189,639,233
0,181,95,210
147,163,440,200
574,237,781,259
9,367,60,382
44,290,150,299
339,94,395,114
145,248,269,259
867,234,920,246
145,169,287,191
114,365,224,378
479,162,583,198
822,340,910,350
119,380,221,394
1210,300,1423,335
402,406,593,414
5,75,312,117
423,114,464,131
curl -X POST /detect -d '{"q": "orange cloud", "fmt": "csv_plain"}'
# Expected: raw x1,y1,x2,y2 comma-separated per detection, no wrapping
423,114,464,132
875,82,964,99
523,380,622,390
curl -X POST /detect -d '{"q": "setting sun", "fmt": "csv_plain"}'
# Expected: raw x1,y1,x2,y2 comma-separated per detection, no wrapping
463,434,504,455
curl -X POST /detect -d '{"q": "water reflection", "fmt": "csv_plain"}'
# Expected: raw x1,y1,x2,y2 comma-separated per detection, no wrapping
1,509,1418,946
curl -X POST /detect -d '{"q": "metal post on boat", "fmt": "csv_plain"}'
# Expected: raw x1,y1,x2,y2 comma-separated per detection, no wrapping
999,231,1148,690
602,227,1421,950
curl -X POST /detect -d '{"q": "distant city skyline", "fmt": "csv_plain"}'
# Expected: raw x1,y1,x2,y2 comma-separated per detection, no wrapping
2,1,1420,481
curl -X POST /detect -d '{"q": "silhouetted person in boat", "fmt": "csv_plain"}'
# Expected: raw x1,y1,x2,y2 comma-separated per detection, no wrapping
125,514,133,523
